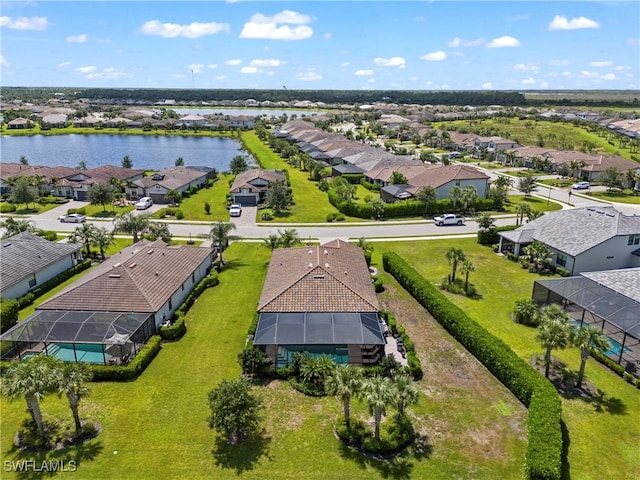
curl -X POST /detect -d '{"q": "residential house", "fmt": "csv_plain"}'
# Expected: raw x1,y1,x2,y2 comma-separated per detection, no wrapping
229,169,286,206
133,166,211,204
61,165,144,200
498,206,640,275
228,115,255,129
178,114,206,127
7,118,32,129
0,232,83,300
253,239,386,367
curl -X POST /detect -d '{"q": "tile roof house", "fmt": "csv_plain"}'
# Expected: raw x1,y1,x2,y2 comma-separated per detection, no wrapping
0,232,83,300
253,239,386,367
133,166,212,204
499,206,640,275
230,169,286,206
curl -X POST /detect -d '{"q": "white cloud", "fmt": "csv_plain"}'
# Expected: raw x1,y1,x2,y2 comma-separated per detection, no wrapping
75,66,97,74
487,36,520,48
323,33,331,39
0,55,10,68
601,74,616,81
561,71,572,77
0,16,48,31
207,64,217,69
225,59,242,66
549,60,570,66
341,62,350,67
66,34,87,43
482,82,493,89
447,37,484,48
354,69,373,76
240,66,261,74
215,75,227,80
297,71,322,81
140,20,230,38
548,15,599,31
249,59,283,67
513,63,539,73
57,61,71,68
588,61,612,67
628,38,640,46
580,71,599,78
521,77,536,85
188,63,204,73
420,51,447,61
240,10,313,40
615,66,631,71
373,57,406,68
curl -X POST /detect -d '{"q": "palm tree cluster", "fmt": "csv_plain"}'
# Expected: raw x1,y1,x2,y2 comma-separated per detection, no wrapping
326,363,419,442
2,355,92,441
444,247,476,295
262,228,301,250
69,223,113,260
535,304,610,389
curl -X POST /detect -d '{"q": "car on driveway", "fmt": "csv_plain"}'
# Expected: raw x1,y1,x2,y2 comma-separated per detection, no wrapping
135,197,153,210
229,204,242,217
60,213,86,223
571,181,590,190
434,213,465,226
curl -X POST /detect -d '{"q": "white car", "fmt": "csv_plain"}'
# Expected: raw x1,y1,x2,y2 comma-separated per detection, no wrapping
434,213,465,226
229,204,242,217
60,213,86,223
571,181,590,190
135,197,153,210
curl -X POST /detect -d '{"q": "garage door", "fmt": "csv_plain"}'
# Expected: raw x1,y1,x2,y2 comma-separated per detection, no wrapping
233,195,258,206
150,194,166,204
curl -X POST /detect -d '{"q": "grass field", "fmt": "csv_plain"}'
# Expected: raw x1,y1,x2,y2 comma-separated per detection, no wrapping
165,175,234,221
587,190,640,205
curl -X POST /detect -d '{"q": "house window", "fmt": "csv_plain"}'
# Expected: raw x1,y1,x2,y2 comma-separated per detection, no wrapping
556,253,567,267
628,234,640,246
169,298,173,310
181,284,184,291
192,273,195,283
28,274,37,288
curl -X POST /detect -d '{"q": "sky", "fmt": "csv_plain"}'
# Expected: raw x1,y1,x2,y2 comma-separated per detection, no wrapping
1,1,639,91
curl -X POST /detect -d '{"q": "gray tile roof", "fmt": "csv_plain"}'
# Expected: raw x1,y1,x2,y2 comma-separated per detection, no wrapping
581,268,640,303
508,206,640,256
134,166,207,191
38,241,212,313
0,232,82,291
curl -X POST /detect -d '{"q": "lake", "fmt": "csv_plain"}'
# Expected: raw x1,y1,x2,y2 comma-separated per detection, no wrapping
0,134,255,172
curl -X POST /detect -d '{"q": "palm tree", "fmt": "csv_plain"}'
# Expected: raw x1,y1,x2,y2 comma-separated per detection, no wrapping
56,362,91,436
515,201,531,226
278,228,300,248
70,223,98,256
121,155,133,169
114,212,151,243
415,186,436,216
361,376,395,440
446,247,466,283
493,175,513,190
460,258,475,293
512,298,539,325
461,185,478,212
164,189,182,206
300,355,335,391
91,226,113,260
354,237,373,254
571,326,611,389
1,217,35,238
536,305,571,378
521,241,553,273
2,356,57,438
476,212,495,232
148,222,172,243
262,234,280,250
325,365,363,429
517,173,538,198
208,221,236,265
393,374,420,416
448,185,463,210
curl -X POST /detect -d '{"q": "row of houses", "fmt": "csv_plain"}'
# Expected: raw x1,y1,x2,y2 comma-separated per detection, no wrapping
0,163,216,204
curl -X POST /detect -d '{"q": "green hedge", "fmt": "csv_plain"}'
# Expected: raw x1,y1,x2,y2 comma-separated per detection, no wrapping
89,336,162,382
0,299,20,333
477,224,519,245
0,203,17,213
382,252,562,480
158,274,219,341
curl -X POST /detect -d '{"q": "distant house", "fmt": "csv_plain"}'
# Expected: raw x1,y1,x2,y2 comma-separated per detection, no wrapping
133,166,212,204
229,169,286,206
0,232,83,300
7,118,32,129
63,165,144,201
253,239,386,367
228,115,255,129
380,165,490,202
0,240,214,364
498,206,640,275
41,114,68,127
178,114,206,127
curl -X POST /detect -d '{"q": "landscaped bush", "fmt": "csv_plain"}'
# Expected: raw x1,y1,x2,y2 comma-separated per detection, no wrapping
380,310,422,379
555,267,570,277
383,252,562,480
335,417,369,446
36,230,58,241
0,299,20,333
326,212,338,222
372,276,384,293
89,336,162,381
175,209,184,219
66,207,86,215
0,203,17,213
477,224,519,245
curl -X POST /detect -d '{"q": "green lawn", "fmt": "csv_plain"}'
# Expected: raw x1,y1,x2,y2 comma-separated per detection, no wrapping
587,190,640,205
373,239,640,480
168,175,233,221
83,204,134,218
503,195,564,213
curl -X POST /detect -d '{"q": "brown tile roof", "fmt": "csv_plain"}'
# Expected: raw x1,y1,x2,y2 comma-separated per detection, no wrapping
405,165,489,192
581,155,639,172
135,166,207,190
230,169,286,193
84,165,144,183
258,239,379,313
38,241,212,313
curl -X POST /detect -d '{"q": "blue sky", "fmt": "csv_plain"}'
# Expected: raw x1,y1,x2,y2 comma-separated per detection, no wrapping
1,1,639,90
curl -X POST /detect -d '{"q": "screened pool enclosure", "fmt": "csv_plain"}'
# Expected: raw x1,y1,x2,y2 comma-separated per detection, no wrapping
0,310,155,364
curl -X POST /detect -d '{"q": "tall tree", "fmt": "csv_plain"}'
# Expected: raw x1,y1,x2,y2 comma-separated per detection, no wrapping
461,185,478,212
56,362,91,436
300,355,336,391
460,258,475,292
517,173,539,198
121,155,133,169
360,376,395,440
174,157,185,167
448,185,463,210
230,155,248,175
278,228,300,248
78,160,88,170
114,212,151,243
476,212,495,232
390,171,408,185
207,377,263,444
515,201,531,226
599,167,623,191
326,364,363,429
148,222,172,243
536,305,571,378
19,155,29,165
446,247,466,283
91,226,113,260
493,175,513,190
571,326,610,389
164,189,182,206
2,355,57,438
415,186,436,216
208,221,236,265
70,223,98,256
9,177,37,209
393,374,420,416
87,182,115,212
1,217,35,238
265,179,289,213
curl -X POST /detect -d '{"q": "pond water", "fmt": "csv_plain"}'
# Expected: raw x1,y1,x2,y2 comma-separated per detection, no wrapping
0,134,255,172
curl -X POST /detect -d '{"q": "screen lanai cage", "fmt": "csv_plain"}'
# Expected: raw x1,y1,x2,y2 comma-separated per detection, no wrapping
533,276,640,374
0,310,155,364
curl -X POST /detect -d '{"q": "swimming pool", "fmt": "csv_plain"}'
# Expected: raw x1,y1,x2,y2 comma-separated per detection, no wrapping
46,343,107,364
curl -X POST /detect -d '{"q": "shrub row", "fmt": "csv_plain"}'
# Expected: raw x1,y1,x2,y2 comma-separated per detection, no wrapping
89,336,162,381
0,203,17,213
66,207,86,215
382,252,562,480
158,274,219,340
477,224,519,245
